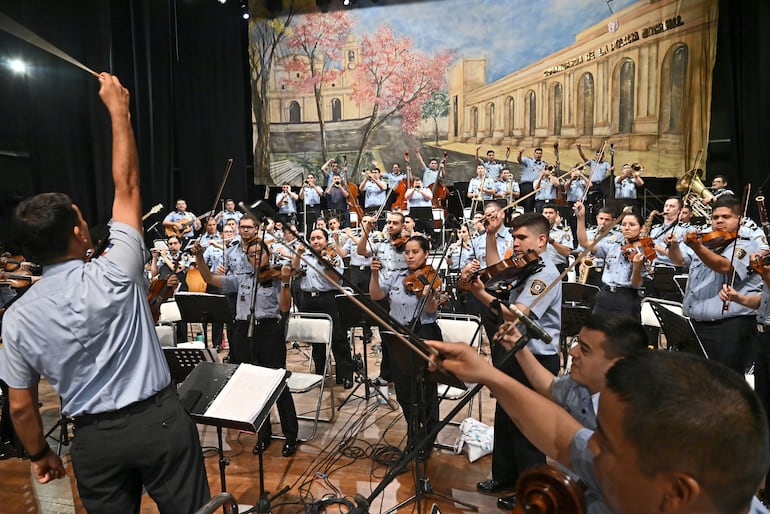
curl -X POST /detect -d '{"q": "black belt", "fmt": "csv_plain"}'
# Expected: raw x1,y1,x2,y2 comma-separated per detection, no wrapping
302,290,335,298
352,265,370,271
254,317,280,325
74,384,176,427
602,285,638,294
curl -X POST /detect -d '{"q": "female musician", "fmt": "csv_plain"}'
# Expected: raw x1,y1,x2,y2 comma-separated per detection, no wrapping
447,225,474,272
292,228,355,389
369,235,442,457
191,239,299,456
575,201,648,321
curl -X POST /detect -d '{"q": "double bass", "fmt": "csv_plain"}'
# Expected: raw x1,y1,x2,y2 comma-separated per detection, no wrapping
428,151,450,215
342,155,364,227
392,151,412,211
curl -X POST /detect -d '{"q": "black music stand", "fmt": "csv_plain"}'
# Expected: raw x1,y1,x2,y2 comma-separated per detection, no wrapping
649,265,682,302
647,300,708,358
378,331,475,514
174,292,233,348
408,206,434,239
335,293,394,409
163,347,219,384
560,283,599,371
178,361,290,513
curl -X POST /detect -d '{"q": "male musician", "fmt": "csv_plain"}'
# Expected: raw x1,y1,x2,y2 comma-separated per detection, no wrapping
200,218,222,249
381,162,407,210
667,195,762,374
359,167,387,215
614,163,645,211
577,207,619,288
276,182,299,223
564,165,589,240
320,158,347,188
541,206,573,276
494,168,520,206
475,145,504,181
461,211,561,500
163,198,201,239
517,147,547,212
649,197,689,285
703,174,734,205
405,178,434,236
426,343,770,514
495,314,648,511
299,173,324,235
324,172,350,227
467,164,496,205
533,165,559,212
214,198,243,229
577,144,612,221
415,147,446,188
0,73,209,511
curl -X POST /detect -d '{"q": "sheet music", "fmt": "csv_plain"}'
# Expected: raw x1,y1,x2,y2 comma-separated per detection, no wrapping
204,364,287,424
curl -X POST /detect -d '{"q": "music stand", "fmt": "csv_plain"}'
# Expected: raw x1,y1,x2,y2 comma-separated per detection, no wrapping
174,292,233,349
650,265,682,302
335,293,394,409
378,331,475,514
178,361,290,512
163,347,219,384
648,300,709,358
408,206,434,238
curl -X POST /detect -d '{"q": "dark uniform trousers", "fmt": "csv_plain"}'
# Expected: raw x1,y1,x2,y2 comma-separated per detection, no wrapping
491,346,559,485
755,327,770,480
691,315,757,375
298,290,354,383
71,386,210,513
231,318,298,441
593,287,641,323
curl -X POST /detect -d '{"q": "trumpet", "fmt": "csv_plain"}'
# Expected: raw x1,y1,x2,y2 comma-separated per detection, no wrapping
631,162,644,172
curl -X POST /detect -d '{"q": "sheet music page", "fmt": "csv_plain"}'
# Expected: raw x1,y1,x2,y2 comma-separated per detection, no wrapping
204,364,286,424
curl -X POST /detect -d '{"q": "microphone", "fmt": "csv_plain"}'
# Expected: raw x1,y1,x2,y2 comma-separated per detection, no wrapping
507,304,552,344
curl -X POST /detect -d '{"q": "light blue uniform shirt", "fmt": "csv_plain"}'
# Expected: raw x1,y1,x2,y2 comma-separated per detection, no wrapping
447,242,475,271
757,287,770,326
302,185,322,206
615,176,638,199
495,178,520,200
164,210,197,237
471,227,514,268
0,223,169,417
566,178,588,202
507,254,561,355
362,180,386,208
407,188,432,208
277,193,297,215
298,254,344,292
547,225,574,266
378,269,439,326
371,235,407,271
519,156,546,183
535,179,557,200
481,160,503,181
649,222,687,267
342,237,373,267
594,238,650,287
586,160,610,183
219,274,280,320
422,166,439,188
218,209,243,225
682,237,762,321
382,172,406,190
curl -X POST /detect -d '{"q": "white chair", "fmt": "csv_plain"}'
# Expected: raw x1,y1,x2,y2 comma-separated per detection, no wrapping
434,313,484,449
432,208,445,247
156,299,182,347
284,312,335,441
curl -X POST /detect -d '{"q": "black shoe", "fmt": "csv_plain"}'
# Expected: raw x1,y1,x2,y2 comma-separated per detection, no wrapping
343,378,354,389
253,435,272,453
497,494,518,510
476,479,514,493
281,438,297,457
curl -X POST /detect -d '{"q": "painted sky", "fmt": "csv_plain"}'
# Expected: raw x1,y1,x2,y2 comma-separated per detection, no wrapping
344,0,640,82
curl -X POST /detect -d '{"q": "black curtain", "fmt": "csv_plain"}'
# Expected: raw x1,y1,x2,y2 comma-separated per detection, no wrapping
709,0,770,217
0,0,253,245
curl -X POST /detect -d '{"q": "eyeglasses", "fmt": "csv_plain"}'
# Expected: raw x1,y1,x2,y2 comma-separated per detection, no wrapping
240,225,256,230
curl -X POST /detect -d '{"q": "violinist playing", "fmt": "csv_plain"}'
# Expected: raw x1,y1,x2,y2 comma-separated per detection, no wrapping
576,202,648,322
190,238,299,456
666,194,762,374
461,211,561,503
293,228,355,389
369,235,443,458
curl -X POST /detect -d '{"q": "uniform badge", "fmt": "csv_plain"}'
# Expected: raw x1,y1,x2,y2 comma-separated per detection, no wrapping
530,279,546,295
735,248,747,260
564,234,572,242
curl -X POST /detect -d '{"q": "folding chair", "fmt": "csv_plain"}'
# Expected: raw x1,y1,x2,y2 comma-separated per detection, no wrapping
284,312,336,441
434,313,483,449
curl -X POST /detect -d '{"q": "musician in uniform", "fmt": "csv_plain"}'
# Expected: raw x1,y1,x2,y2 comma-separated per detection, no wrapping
293,228,355,389
370,235,443,458
359,167,387,216
163,198,201,239
461,212,561,503
667,195,762,374
276,182,299,225
542,206,573,276
533,166,559,213
300,174,323,236
576,202,649,322
214,198,243,229
475,145,504,181
191,238,299,456
614,163,645,212
564,165,589,240
577,208,619,288
577,145,612,223
494,168,520,206
0,73,209,512
415,147,445,188
324,172,350,228
703,174,734,205
517,147,546,213
467,165,493,211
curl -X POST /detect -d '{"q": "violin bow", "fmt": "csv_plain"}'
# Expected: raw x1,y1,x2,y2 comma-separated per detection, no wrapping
723,183,751,312
492,221,616,346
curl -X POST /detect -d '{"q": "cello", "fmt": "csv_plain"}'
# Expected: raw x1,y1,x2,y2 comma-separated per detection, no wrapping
429,151,450,216
392,151,412,211
342,154,364,227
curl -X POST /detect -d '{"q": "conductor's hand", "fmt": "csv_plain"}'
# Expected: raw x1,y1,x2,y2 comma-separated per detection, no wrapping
97,73,130,119
426,340,491,384
33,451,66,484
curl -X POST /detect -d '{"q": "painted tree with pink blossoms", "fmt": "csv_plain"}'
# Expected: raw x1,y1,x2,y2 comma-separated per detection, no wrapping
349,24,456,174
283,11,355,162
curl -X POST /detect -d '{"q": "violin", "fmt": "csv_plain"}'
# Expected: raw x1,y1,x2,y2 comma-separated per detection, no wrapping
460,250,543,291
403,265,442,298
1,253,40,274
391,235,409,251
0,270,36,289
320,245,338,262
621,237,656,262
685,230,738,250
749,253,770,275
258,264,284,282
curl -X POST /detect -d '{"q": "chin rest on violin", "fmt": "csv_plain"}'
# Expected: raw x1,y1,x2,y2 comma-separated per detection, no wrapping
621,237,656,262
403,264,441,297
459,250,543,291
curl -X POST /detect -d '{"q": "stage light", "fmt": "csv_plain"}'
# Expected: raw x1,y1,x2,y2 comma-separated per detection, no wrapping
343,0,350,5
241,1,250,19
217,0,227,4
8,59,27,74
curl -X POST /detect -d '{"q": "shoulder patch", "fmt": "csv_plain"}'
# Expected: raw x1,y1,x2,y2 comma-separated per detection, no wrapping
530,279,547,295
735,248,747,260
